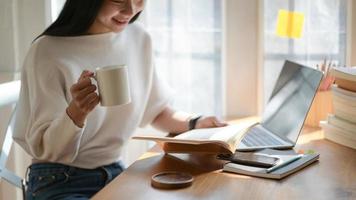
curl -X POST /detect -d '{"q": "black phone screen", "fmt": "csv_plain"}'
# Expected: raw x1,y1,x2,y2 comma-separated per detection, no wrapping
218,152,279,168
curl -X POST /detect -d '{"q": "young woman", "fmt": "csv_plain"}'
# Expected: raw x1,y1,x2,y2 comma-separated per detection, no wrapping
14,0,227,199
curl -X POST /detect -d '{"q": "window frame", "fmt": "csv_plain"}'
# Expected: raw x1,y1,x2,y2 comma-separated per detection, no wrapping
259,0,351,112
144,0,224,117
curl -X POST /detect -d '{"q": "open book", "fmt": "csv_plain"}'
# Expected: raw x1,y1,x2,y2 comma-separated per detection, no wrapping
132,121,256,154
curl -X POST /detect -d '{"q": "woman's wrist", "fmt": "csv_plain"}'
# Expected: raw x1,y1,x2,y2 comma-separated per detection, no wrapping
66,101,87,128
188,115,202,130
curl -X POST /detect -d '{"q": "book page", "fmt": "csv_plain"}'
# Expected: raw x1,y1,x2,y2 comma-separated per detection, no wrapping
175,123,254,142
174,121,256,152
132,121,256,152
174,126,227,140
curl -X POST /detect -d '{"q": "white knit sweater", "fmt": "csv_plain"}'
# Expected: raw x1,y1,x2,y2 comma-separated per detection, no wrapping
13,24,171,169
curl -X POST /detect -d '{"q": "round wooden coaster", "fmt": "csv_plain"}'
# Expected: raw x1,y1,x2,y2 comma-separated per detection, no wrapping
151,171,194,189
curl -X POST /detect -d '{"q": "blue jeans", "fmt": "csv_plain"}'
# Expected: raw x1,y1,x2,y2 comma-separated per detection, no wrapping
26,162,124,200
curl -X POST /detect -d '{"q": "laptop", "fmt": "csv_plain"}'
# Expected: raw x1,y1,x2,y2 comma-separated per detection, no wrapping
236,60,323,151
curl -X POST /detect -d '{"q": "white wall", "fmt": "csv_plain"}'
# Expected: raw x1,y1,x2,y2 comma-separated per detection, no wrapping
0,0,17,82
0,0,49,82
222,0,259,118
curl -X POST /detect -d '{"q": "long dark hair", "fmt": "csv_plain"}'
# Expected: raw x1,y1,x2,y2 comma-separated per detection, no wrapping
37,0,141,38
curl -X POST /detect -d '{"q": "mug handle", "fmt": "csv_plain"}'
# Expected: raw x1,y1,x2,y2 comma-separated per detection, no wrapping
88,72,99,94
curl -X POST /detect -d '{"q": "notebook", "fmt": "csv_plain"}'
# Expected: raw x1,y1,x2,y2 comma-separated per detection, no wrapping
223,149,319,179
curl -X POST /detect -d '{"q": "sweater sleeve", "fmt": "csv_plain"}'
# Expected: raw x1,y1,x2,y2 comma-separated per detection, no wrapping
20,49,84,163
139,66,173,128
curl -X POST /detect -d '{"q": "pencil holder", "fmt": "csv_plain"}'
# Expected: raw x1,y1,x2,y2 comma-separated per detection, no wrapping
305,90,334,127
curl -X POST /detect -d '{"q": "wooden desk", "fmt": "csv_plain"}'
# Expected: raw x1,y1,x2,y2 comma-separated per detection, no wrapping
92,124,356,199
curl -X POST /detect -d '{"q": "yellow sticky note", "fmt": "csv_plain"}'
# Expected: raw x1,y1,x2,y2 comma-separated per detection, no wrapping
276,9,305,39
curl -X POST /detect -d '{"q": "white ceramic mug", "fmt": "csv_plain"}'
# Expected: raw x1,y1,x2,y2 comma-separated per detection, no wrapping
94,65,131,107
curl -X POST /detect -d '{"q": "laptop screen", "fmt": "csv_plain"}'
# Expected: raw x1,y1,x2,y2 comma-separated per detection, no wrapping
261,60,323,143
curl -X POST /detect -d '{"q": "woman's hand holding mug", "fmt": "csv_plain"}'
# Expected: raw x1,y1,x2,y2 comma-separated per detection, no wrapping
66,65,131,127
66,70,100,127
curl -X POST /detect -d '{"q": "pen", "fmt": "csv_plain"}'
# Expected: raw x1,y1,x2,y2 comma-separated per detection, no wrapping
266,154,303,173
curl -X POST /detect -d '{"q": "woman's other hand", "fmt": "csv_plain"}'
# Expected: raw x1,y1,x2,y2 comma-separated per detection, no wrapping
195,116,228,129
66,70,100,127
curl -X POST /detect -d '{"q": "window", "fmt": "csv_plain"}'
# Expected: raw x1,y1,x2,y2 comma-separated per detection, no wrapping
143,0,223,116
50,0,65,22
263,0,347,102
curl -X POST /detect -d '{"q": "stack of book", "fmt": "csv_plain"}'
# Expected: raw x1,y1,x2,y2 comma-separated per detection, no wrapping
320,67,356,149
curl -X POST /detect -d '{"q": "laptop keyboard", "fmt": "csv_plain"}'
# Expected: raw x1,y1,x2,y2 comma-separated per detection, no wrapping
242,126,284,147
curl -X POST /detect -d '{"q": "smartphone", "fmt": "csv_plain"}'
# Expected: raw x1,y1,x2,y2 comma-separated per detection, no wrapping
217,152,279,168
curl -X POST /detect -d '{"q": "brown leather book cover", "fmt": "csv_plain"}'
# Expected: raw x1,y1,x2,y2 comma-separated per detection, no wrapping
161,142,233,154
